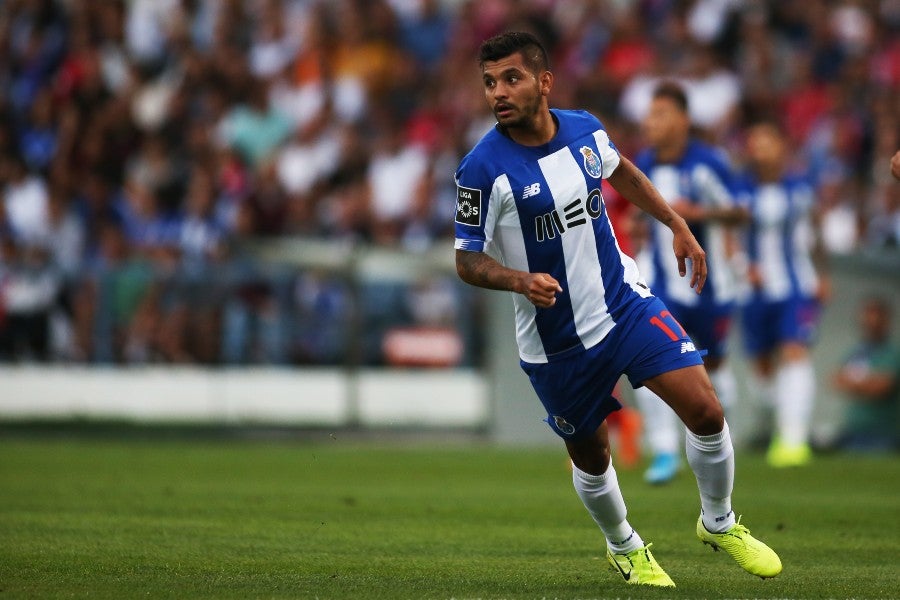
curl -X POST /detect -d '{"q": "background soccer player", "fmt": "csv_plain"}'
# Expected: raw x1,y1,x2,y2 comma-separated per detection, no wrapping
454,31,780,588
738,120,828,467
631,82,748,484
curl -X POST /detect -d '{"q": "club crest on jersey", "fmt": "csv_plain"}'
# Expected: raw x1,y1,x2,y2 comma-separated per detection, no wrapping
553,415,576,435
580,146,603,179
455,185,482,226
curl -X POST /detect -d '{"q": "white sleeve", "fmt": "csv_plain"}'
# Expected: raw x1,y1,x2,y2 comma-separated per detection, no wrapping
593,129,621,178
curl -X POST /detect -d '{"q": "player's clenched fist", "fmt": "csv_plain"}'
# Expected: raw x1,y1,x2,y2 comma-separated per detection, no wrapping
519,273,563,308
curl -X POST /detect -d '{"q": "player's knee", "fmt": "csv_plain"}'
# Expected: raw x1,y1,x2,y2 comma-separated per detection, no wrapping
703,355,725,371
685,397,724,436
566,437,611,476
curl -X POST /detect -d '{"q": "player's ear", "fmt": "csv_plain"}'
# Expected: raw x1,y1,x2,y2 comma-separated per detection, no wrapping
540,70,553,96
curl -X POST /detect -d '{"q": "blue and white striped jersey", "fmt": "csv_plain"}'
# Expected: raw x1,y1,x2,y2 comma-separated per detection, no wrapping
739,173,819,301
634,140,739,307
454,109,652,364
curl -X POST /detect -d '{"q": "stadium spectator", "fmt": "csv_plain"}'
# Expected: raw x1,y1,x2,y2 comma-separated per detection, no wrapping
832,297,900,452
2,153,50,245
0,237,60,362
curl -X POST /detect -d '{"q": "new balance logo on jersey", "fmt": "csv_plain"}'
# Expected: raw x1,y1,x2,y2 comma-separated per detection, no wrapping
534,188,604,242
522,182,541,199
681,341,696,354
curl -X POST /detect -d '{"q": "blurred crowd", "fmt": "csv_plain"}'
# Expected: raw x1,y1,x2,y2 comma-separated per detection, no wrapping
0,0,898,365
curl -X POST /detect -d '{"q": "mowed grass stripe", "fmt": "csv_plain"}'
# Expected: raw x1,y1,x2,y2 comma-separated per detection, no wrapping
1,438,898,599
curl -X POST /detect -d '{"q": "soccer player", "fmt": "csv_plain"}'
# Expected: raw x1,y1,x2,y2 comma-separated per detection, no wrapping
631,82,748,484
739,120,827,467
454,32,781,588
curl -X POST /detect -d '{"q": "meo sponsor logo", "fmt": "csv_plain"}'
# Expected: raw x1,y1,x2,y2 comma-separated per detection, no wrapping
534,188,604,242
456,185,482,226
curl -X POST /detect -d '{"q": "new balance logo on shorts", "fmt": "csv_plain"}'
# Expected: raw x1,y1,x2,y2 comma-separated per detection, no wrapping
681,341,696,354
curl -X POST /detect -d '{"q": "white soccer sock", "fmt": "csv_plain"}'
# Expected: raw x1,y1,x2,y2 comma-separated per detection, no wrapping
633,386,680,455
750,369,775,409
572,463,644,553
686,421,736,533
775,359,815,447
709,366,737,417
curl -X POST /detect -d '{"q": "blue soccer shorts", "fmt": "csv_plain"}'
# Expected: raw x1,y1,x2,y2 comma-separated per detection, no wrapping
662,299,734,360
521,295,704,440
741,295,820,356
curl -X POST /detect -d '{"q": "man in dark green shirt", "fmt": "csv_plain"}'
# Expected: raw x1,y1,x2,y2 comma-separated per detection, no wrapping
832,297,900,451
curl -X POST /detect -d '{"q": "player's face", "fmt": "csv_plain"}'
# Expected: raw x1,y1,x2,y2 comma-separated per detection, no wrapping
643,97,689,148
482,53,544,129
746,125,785,171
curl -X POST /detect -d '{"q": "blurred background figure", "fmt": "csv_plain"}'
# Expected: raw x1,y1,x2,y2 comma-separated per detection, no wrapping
738,120,828,468
631,82,747,484
831,297,899,452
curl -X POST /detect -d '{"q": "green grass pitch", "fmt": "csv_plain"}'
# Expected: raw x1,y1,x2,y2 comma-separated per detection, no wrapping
1,436,898,599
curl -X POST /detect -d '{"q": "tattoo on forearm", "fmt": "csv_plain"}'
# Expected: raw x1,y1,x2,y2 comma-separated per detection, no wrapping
457,251,516,292
629,174,643,189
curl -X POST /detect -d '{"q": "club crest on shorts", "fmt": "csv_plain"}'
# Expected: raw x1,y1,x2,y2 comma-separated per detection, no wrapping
580,146,602,179
553,415,576,435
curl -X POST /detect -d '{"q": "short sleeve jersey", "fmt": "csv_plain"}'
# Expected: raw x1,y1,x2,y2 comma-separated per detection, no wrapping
738,172,819,302
634,140,738,307
454,109,652,364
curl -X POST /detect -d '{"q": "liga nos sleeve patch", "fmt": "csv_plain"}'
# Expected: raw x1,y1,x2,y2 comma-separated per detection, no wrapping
455,185,482,226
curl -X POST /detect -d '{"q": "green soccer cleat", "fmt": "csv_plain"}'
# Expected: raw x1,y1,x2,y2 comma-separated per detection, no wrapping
697,516,783,579
767,439,812,468
606,543,676,587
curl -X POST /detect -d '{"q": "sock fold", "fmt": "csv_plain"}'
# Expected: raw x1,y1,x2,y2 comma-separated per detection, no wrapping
572,462,644,553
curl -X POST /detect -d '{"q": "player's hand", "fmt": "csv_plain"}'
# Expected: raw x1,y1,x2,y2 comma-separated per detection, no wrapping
672,226,707,294
520,273,563,308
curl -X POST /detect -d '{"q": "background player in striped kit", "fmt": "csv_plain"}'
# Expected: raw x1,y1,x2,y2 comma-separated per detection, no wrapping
738,120,829,467
454,31,780,588
631,82,749,484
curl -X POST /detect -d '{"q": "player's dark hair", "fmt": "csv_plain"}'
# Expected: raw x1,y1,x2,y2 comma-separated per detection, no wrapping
479,31,549,75
652,81,689,113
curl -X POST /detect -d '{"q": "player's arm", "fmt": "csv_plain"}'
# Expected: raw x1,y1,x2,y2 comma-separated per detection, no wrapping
607,156,707,293
671,201,749,225
455,250,562,308
671,164,749,225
